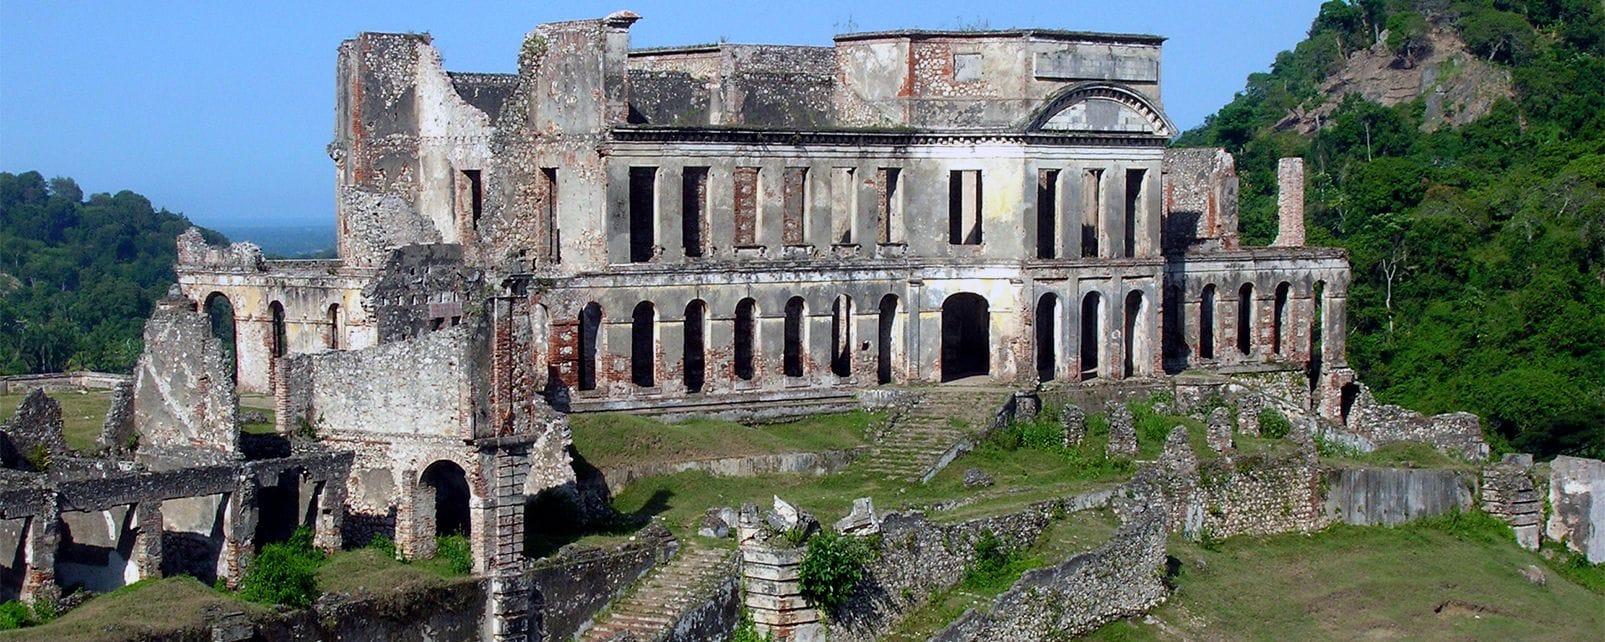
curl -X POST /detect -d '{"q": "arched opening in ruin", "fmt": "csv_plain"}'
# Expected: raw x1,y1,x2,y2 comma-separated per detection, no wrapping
1080,292,1103,380
631,302,656,388
784,297,806,377
1237,283,1254,357
1273,281,1291,355
1200,284,1216,359
203,292,238,384
684,300,706,393
1036,293,1061,382
877,294,902,385
831,295,853,377
326,304,341,350
255,468,312,550
1124,290,1148,378
578,303,602,391
420,460,470,538
1340,381,1360,425
1308,281,1326,402
269,301,287,358
940,293,990,382
734,298,757,381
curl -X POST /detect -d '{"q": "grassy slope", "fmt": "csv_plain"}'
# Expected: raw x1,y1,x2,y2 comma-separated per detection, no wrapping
1091,522,1605,641
569,410,875,470
0,390,111,453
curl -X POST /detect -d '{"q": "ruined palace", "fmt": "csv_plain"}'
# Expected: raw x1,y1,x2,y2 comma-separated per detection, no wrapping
4,11,1389,640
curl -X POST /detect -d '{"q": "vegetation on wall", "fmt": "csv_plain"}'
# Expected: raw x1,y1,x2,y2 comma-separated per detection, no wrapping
1178,0,1605,459
0,171,228,376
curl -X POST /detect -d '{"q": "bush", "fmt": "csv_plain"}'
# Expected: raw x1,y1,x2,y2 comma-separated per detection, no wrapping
365,534,396,558
0,601,31,630
436,533,473,575
239,526,325,608
961,530,1034,592
799,532,873,610
1259,408,1293,439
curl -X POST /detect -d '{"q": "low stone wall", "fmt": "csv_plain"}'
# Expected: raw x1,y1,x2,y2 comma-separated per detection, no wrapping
527,525,675,641
829,506,1053,642
0,372,129,395
931,479,1170,641
1323,467,1476,526
665,555,742,642
1345,383,1488,461
602,448,865,494
1482,454,1542,549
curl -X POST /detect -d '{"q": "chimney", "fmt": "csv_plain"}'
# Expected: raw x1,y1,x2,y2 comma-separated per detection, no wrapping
1273,157,1305,247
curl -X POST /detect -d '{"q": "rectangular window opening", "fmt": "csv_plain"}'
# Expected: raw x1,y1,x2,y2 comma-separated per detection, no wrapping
948,170,982,245
1082,169,1102,258
1036,169,1058,259
682,167,708,257
782,167,808,245
878,168,902,244
628,167,657,263
831,168,856,244
733,167,760,247
541,167,559,261
1124,169,1145,258
461,169,484,231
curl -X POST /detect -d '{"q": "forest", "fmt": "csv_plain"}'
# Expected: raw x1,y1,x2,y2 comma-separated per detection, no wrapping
0,171,228,375
1178,0,1605,458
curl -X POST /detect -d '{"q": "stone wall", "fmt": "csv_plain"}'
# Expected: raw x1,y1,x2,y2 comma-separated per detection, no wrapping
829,507,1053,641
931,477,1169,641
1162,147,1239,253
130,294,240,470
0,389,67,470
1323,467,1476,526
0,372,129,395
293,324,473,441
1547,455,1605,563
1155,427,1323,539
1344,382,1488,461
526,527,673,641
1482,454,1542,549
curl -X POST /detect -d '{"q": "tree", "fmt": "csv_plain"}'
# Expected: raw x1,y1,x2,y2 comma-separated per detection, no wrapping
1386,11,1431,64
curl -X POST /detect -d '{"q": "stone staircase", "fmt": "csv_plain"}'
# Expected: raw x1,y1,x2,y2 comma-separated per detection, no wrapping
863,386,1010,482
579,543,737,642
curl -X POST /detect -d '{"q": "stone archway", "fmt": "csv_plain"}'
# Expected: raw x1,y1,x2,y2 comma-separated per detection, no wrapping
420,460,470,538
940,293,990,382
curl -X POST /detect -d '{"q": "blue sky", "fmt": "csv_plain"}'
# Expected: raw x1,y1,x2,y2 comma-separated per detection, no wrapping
0,1,1322,230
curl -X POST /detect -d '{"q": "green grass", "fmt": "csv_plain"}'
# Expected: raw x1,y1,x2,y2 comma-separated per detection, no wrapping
1087,512,1605,641
315,547,470,595
0,389,112,453
1321,441,1476,470
569,410,876,470
0,577,269,642
238,393,277,435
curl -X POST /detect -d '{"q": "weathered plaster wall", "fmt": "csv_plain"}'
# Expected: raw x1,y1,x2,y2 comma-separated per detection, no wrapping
1323,467,1476,526
1547,455,1605,563
131,296,239,469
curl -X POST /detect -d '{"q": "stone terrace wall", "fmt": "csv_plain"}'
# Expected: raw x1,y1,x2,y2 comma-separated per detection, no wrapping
829,507,1052,642
931,481,1169,641
526,526,674,641
1323,467,1475,526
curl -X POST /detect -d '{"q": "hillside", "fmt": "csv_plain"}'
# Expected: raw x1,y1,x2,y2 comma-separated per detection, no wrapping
0,171,228,374
1177,0,1605,459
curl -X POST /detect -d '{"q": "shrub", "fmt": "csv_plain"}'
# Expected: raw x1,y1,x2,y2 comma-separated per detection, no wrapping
436,533,473,574
239,526,325,608
1259,408,1293,439
0,601,31,630
365,534,396,558
799,532,873,610
961,530,1033,592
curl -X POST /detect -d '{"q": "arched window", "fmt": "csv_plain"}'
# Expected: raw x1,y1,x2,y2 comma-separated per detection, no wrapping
734,298,757,381
1237,283,1255,357
269,301,287,358
1080,292,1102,380
1035,293,1060,381
631,302,656,388
1124,290,1147,378
783,297,806,377
1273,282,1292,355
326,304,341,350
578,303,602,391
204,292,238,383
1199,285,1216,360
830,295,853,377
684,300,706,393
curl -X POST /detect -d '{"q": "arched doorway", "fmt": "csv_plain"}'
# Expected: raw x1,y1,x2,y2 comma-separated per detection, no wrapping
684,300,706,393
269,301,287,358
1123,290,1148,378
1035,293,1060,381
420,460,470,537
876,295,901,385
734,298,757,381
783,297,806,377
830,295,853,377
1199,284,1216,359
203,292,238,384
577,303,602,391
1080,292,1102,380
1237,283,1255,357
940,293,990,382
1273,282,1292,355
631,302,656,388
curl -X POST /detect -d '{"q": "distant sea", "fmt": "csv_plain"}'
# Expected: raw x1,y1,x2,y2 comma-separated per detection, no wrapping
212,223,337,259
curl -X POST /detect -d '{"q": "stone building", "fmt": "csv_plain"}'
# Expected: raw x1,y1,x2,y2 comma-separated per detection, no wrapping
163,9,1353,595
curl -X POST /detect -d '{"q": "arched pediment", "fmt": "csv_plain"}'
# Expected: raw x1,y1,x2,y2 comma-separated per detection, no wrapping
1025,83,1175,137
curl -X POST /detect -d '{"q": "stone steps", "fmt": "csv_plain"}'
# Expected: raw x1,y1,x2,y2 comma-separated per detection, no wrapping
579,544,736,642
863,388,1008,481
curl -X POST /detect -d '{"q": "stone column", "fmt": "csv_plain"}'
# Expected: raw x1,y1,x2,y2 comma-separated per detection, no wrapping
1272,158,1306,247
220,487,257,588
18,498,60,605
741,543,823,642
130,501,164,580
395,469,434,561
313,480,346,553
